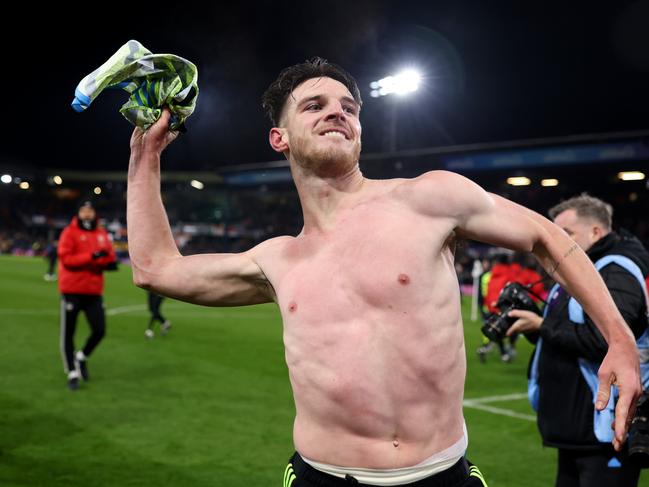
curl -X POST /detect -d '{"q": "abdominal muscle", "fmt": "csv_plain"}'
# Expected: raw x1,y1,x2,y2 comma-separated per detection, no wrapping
284,293,467,470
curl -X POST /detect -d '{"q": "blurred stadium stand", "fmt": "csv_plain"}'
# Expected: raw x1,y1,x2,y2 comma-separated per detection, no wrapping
1,130,647,273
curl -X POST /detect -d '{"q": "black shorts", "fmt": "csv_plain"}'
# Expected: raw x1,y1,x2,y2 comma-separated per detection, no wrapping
283,452,488,487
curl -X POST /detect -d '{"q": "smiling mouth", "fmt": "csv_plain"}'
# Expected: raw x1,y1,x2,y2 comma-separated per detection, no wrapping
320,130,349,140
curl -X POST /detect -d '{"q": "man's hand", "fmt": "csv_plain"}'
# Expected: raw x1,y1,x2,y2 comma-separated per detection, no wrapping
596,337,642,451
92,250,109,259
506,309,543,336
130,107,179,157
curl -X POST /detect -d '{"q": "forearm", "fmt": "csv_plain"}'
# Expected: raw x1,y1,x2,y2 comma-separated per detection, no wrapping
127,148,181,286
533,225,633,344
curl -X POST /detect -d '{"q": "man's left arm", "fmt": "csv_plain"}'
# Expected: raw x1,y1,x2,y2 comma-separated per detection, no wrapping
416,170,641,449
543,265,646,362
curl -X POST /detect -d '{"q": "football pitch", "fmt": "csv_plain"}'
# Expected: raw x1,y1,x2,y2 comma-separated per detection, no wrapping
1,255,646,486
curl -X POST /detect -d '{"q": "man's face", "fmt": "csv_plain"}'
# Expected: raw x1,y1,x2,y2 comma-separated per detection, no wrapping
553,208,601,252
78,206,96,222
279,77,362,174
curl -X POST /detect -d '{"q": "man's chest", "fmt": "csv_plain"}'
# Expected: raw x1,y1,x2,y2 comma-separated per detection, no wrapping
267,207,456,315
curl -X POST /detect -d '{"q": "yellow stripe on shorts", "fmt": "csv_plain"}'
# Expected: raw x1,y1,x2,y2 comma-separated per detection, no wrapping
283,462,296,487
469,465,488,486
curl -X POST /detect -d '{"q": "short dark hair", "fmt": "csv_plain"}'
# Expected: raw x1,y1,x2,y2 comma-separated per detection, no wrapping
548,193,613,230
261,57,362,126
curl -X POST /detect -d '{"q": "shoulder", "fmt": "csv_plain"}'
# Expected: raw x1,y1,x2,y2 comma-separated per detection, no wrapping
247,235,295,260
60,225,75,237
392,170,494,218
599,259,645,288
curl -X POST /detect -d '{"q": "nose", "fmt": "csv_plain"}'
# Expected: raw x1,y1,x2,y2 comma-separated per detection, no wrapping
324,102,346,122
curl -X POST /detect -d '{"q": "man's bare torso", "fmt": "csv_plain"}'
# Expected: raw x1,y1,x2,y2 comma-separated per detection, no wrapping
255,178,467,469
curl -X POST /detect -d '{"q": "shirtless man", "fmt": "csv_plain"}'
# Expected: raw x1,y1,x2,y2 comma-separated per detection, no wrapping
126,58,641,486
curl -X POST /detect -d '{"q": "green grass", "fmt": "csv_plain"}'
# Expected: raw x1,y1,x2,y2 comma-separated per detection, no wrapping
0,254,646,486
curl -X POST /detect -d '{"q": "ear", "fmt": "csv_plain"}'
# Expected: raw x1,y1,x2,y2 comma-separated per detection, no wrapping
269,127,288,153
591,225,605,242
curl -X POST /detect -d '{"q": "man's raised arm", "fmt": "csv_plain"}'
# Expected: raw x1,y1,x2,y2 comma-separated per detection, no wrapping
415,170,641,449
127,109,274,306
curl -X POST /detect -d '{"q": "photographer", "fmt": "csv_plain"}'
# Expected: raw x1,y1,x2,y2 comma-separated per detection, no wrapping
507,194,649,487
58,200,117,390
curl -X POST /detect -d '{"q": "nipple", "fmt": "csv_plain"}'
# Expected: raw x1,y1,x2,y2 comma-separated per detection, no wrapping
288,301,298,313
397,274,410,285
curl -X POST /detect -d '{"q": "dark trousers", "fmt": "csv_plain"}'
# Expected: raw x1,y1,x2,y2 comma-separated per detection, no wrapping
284,453,487,487
60,294,105,373
555,448,640,487
147,292,166,326
47,255,57,275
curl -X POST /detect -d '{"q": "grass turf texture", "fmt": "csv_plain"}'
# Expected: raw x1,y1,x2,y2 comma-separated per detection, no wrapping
0,255,646,486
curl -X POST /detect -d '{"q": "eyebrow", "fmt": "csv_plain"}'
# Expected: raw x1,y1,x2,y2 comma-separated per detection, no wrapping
296,94,360,110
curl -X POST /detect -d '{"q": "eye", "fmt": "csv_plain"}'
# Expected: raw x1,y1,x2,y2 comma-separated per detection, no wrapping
305,103,321,111
343,105,357,114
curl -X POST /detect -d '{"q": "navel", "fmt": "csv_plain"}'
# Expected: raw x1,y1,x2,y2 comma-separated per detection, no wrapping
397,273,410,285
392,438,400,448
288,301,298,313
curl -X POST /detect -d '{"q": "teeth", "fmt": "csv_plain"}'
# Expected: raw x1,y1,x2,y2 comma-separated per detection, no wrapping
323,131,346,139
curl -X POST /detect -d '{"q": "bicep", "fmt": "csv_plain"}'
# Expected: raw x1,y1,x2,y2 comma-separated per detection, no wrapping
136,251,273,307
455,189,548,252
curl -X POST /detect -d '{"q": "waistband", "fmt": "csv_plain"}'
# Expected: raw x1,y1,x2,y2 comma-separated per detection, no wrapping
290,453,469,487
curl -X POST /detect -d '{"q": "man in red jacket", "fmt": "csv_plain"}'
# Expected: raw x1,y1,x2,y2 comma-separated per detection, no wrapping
58,200,117,390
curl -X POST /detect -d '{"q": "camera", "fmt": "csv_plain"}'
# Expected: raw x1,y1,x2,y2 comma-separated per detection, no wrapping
481,282,541,342
628,391,649,467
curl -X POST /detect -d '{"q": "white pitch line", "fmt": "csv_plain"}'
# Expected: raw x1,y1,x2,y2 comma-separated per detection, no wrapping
463,392,536,421
0,304,273,320
106,304,148,316
463,402,536,422
464,392,528,404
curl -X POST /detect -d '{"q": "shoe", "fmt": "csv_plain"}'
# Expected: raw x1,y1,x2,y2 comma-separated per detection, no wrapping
501,353,513,363
160,321,171,335
67,370,80,390
75,351,89,381
477,347,487,363
68,377,80,390
476,343,494,363
144,329,155,339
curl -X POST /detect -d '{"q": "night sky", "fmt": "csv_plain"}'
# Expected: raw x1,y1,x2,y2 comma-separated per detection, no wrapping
3,0,648,173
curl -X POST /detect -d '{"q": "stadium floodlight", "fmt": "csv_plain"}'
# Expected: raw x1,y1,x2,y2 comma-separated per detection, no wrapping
53,175,63,185
1,174,11,184
507,176,531,186
541,178,559,187
618,171,645,181
19,181,29,190
190,179,204,190
369,69,421,98
93,186,102,195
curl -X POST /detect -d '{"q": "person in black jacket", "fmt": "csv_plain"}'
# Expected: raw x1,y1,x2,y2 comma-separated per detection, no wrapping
507,194,649,487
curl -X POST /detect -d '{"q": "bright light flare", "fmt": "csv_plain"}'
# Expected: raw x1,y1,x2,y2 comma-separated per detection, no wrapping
370,69,421,98
507,177,531,186
618,171,645,181
541,178,559,187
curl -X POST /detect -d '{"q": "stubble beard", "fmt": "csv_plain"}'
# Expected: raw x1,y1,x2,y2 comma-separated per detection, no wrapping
292,136,361,177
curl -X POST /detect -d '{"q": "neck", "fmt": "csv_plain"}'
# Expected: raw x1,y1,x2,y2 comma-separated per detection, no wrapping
290,160,367,233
